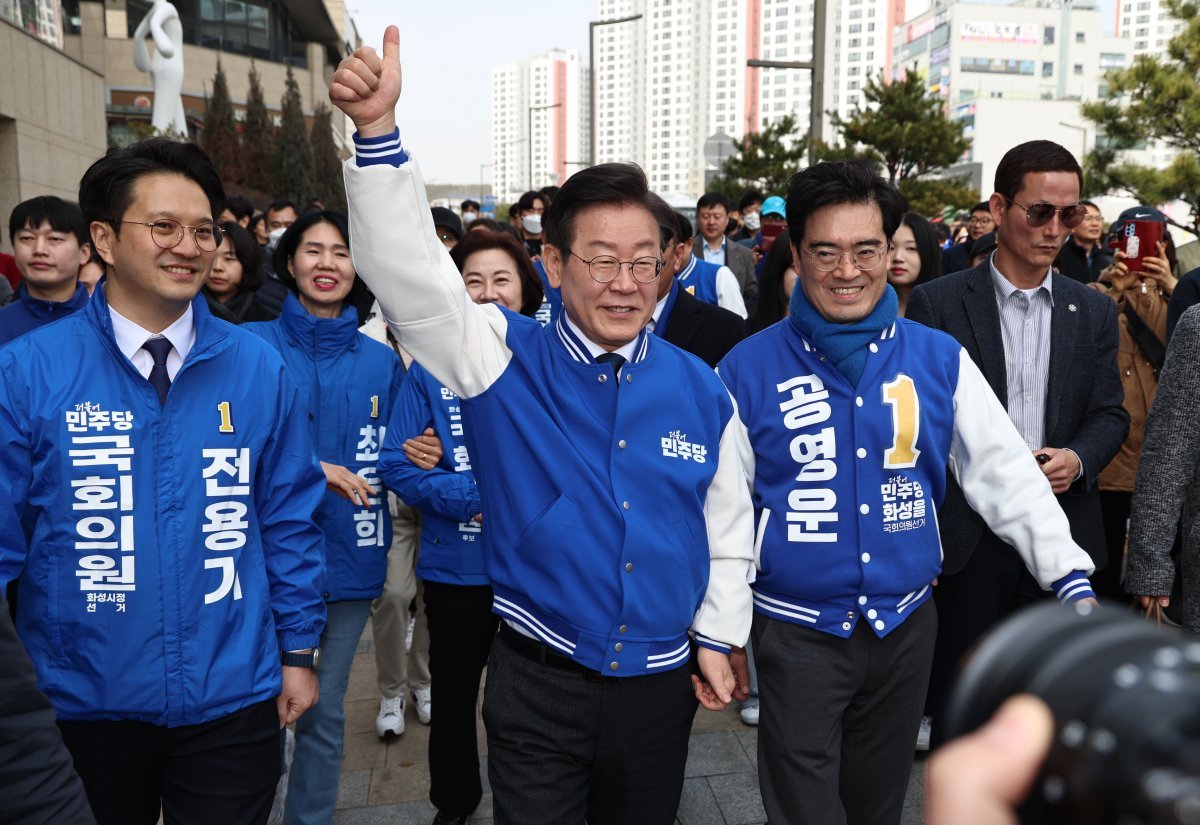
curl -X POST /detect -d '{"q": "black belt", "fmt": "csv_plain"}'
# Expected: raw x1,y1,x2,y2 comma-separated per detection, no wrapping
498,622,604,680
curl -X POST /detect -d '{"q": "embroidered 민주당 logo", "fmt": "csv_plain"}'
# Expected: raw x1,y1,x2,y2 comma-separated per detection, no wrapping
662,430,708,463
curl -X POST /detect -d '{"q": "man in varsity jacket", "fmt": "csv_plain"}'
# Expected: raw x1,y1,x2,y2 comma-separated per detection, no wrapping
331,29,755,825
717,159,1097,825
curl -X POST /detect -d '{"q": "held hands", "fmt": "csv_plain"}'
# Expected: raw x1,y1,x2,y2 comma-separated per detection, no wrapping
691,646,750,711
329,25,401,138
1032,448,1080,495
321,461,377,507
277,666,319,728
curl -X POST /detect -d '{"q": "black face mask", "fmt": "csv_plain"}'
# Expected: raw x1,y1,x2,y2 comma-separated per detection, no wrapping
726,218,738,235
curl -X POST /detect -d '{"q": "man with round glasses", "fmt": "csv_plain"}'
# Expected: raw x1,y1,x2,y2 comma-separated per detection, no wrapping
908,139,1127,750
941,201,995,275
331,28,755,825
0,138,329,824
717,156,1099,824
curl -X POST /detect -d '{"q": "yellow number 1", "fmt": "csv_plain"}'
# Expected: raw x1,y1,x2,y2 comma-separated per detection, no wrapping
882,375,920,469
370,395,380,419
217,401,235,434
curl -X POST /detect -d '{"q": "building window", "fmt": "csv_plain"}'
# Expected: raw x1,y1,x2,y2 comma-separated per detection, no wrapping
1042,61,1053,76
1074,63,1084,74
1075,31,1085,42
128,0,302,66
1044,25,1055,44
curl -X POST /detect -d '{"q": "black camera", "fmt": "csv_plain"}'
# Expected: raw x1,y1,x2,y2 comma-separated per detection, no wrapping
944,601,1200,824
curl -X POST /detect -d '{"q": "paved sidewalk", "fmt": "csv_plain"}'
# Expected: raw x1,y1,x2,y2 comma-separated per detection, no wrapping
332,627,926,825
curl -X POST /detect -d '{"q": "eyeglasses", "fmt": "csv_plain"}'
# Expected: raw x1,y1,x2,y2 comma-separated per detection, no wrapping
568,250,663,284
1007,199,1088,229
967,216,994,226
110,219,223,252
801,246,889,273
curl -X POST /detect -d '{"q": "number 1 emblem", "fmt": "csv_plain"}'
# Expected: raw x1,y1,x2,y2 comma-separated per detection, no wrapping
217,401,235,433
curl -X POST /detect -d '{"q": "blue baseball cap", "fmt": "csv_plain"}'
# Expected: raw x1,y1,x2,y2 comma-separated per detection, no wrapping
761,196,787,218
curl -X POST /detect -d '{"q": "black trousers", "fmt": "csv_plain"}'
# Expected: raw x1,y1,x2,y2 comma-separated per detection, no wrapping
925,530,1046,745
422,580,498,817
1095,490,1133,602
57,699,281,825
483,625,698,825
753,602,936,825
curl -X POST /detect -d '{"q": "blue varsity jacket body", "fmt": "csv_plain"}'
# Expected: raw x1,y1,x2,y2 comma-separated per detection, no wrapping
344,131,756,677
0,284,327,726
378,361,486,586
718,318,1096,640
676,254,720,306
244,293,401,602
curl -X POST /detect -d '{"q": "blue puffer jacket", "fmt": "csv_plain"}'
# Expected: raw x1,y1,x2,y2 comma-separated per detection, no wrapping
0,285,327,727
245,294,402,602
379,362,485,586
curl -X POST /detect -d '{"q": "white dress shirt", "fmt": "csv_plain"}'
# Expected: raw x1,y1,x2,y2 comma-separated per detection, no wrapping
108,303,196,381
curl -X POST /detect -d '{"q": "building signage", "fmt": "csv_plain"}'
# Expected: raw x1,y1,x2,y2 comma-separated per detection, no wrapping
960,21,1039,44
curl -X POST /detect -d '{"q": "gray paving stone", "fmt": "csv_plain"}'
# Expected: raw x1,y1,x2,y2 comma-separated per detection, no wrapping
676,776,728,825
333,799,436,825
336,769,372,810
685,730,755,778
733,728,758,765
707,772,767,825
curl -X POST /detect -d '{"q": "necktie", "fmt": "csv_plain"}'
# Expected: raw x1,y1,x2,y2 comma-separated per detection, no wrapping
142,336,173,406
597,352,626,381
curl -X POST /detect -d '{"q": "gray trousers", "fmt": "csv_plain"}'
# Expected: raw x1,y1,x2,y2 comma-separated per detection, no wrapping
753,601,935,825
370,496,430,697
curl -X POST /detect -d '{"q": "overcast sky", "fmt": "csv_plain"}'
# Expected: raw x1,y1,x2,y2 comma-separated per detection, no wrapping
347,4,594,184
346,0,1117,184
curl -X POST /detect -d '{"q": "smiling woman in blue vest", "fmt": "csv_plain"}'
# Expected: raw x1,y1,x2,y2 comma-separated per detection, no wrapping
244,210,403,825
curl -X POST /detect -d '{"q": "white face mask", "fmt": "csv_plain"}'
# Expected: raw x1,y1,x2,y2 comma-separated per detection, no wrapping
521,214,543,235
462,211,479,224
743,211,761,232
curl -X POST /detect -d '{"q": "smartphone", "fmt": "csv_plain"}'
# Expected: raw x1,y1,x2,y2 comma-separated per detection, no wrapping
760,223,786,254
1116,219,1165,272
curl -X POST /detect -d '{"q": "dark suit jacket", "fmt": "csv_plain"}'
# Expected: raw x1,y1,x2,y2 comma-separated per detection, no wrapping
693,236,758,305
907,262,1129,573
0,594,96,825
660,286,746,368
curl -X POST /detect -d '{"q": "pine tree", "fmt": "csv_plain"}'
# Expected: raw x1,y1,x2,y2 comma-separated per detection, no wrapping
1082,0,1200,229
242,61,275,196
271,66,317,204
201,60,242,186
310,104,346,212
708,115,810,196
830,70,971,185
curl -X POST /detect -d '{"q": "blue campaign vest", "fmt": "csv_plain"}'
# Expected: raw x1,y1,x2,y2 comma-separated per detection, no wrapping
719,318,963,639
378,362,485,586
0,285,327,726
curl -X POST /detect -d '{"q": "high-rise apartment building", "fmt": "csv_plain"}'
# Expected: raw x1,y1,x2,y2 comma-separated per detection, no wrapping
491,49,590,203
1114,0,1182,55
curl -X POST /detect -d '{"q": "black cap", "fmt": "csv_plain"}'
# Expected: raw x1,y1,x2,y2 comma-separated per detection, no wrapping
1115,205,1166,225
431,207,463,240
971,231,998,258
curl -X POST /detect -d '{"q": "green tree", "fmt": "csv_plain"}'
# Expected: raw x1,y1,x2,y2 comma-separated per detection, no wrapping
831,69,971,184
896,177,979,218
201,61,241,186
709,115,809,196
1082,0,1200,230
271,66,317,204
309,104,346,212
242,61,275,196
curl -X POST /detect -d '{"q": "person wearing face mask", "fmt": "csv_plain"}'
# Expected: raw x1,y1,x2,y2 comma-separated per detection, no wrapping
243,210,401,825
887,213,942,317
514,190,546,259
378,227,543,825
732,190,765,244
460,199,481,226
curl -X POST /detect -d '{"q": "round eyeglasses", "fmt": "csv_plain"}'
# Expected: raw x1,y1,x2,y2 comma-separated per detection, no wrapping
109,219,224,252
1006,199,1088,230
568,250,663,284
801,246,889,273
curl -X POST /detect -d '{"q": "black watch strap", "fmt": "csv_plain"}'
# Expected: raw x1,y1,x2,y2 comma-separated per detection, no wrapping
281,650,319,669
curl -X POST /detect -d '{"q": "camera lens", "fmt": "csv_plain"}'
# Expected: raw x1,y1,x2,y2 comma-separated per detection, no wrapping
944,601,1200,824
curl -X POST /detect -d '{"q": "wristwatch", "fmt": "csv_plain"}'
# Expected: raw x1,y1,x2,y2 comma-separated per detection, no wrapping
281,648,321,670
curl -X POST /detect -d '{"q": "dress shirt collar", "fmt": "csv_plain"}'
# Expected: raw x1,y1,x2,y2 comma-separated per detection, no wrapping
989,253,1055,306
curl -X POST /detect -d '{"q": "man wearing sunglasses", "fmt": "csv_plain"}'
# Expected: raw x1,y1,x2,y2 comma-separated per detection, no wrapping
908,140,1128,747
0,139,329,824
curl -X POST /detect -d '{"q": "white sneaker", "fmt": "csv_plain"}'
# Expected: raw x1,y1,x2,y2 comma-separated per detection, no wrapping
739,699,760,726
376,694,405,738
413,686,432,725
916,716,932,752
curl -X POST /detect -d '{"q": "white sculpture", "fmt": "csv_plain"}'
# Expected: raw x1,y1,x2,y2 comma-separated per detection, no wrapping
133,0,188,138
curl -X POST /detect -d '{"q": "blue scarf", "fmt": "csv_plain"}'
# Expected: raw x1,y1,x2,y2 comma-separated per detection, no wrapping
788,282,898,387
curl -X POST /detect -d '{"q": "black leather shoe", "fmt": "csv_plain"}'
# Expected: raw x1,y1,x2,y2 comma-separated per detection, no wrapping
431,813,469,825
